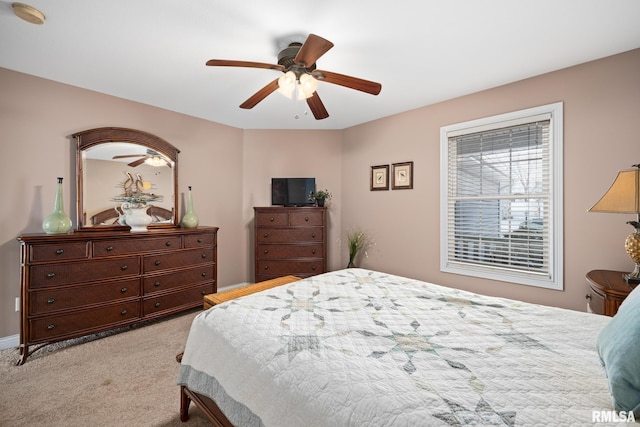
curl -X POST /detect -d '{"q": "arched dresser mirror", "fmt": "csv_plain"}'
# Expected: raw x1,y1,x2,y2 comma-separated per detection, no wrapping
73,127,179,231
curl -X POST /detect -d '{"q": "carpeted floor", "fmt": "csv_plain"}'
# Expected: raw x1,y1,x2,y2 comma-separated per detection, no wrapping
0,310,212,426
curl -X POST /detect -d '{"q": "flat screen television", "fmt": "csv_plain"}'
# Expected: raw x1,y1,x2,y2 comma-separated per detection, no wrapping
271,178,316,206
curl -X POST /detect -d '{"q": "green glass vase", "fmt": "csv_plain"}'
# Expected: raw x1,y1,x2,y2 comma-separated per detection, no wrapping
42,177,72,234
181,186,199,229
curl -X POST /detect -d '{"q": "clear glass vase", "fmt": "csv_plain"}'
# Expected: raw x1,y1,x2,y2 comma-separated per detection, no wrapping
42,177,72,234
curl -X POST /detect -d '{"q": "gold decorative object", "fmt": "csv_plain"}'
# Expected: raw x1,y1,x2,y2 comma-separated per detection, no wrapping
589,164,640,284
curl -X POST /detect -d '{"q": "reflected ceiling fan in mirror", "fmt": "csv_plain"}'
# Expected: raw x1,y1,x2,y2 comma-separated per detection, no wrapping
206,34,382,120
112,149,170,168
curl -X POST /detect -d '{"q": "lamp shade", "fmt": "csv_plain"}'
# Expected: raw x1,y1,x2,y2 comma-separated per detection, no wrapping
589,169,640,214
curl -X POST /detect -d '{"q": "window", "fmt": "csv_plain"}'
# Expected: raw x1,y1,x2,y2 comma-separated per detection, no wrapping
440,103,563,290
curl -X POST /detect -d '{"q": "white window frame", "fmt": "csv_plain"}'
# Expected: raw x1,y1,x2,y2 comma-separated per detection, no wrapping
440,102,563,290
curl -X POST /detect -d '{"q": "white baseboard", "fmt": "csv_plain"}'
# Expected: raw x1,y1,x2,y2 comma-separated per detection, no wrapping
0,334,19,350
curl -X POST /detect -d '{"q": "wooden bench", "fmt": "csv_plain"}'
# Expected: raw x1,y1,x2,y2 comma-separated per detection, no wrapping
203,275,301,310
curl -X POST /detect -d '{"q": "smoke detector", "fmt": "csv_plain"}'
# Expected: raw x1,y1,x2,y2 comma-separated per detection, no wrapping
12,3,45,25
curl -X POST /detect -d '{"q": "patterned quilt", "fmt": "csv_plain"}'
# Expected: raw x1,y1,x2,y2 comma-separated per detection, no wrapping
178,269,615,426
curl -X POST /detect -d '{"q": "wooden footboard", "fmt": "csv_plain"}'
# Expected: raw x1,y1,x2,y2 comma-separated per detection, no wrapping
180,385,234,426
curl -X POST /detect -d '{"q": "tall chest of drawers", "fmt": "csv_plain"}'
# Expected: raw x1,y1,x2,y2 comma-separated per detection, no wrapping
254,206,326,283
17,226,218,364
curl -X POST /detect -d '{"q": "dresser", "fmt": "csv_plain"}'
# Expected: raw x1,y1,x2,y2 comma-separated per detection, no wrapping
17,226,218,364
254,207,326,282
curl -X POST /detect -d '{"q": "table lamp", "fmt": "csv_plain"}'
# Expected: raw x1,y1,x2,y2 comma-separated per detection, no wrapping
589,164,640,284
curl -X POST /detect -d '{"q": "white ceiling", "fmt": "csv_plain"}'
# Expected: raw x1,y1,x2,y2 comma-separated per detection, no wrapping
1,1,639,130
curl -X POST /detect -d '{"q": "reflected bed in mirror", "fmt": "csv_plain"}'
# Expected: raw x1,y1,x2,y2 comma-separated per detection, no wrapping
73,128,180,231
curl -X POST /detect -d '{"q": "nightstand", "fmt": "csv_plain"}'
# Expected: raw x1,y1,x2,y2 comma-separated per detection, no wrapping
586,270,636,316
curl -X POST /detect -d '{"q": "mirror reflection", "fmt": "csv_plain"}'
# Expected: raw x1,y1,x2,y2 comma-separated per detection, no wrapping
83,143,175,226
74,127,179,230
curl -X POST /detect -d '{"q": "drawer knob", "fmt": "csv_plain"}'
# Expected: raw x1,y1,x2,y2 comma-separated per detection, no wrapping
201,253,207,259
106,246,114,252
311,249,316,254
55,249,64,255
312,265,317,270
47,324,55,330
155,302,161,308
47,272,56,279
264,265,269,270
121,309,127,315
155,260,161,266
121,287,128,293
269,217,275,222
263,233,269,238
47,297,56,304
154,281,161,287
201,290,207,295
201,272,207,277
312,233,317,238
165,241,172,247
197,238,203,243
305,216,309,221
263,249,269,254
121,265,128,271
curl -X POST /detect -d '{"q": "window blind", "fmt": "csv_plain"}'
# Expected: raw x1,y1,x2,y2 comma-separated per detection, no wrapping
445,120,551,277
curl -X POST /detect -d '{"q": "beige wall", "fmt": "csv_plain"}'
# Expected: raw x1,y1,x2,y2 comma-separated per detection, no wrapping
342,48,640,310
0,69,249,339
1,48,638,340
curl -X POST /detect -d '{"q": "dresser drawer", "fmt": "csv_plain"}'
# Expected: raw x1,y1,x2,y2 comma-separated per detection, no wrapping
29,256,140,288
29,301,140,342
29,242,88,262
255,212,289,226
143,265,215,294
184,233,216,248
143,248,214,273
143,283,214,316
29,278,140,315
257,243,324,259
290,211,323,226
92,236,182,257
256,228,323,243
257,260,323,275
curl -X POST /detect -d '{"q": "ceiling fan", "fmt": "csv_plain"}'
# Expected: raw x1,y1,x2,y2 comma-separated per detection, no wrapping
112,149,169,168
206,34,382,120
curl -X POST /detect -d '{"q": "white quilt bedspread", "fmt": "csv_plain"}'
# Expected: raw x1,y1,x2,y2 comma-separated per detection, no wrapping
178,269,615,426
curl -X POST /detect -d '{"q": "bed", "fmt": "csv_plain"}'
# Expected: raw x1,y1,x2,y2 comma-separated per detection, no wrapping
177,268,639,426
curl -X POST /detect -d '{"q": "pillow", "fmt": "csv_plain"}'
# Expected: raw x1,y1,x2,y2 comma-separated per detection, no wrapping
596,283,640,418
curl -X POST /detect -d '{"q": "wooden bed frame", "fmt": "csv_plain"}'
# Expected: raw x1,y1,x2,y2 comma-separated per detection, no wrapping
178,275,302,425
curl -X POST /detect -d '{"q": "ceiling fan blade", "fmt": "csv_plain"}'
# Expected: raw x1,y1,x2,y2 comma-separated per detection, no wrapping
314,70,382,95
294,34,334,67
206,59,284,72
128,158,147,167
239,78,280,109
112,154,145,159
306,92,329,120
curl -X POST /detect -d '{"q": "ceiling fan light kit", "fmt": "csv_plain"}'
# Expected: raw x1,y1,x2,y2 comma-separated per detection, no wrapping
206,34,382,120
12,3,45,25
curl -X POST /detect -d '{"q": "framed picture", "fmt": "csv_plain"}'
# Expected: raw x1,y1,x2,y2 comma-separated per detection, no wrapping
370,164,389,191
392,161,413,190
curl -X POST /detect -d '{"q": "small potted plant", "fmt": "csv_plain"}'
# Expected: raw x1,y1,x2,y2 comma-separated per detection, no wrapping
309,189,332,207
346,228,373,268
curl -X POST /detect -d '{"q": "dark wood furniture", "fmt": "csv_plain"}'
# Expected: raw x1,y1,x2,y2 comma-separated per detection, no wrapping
17,226,218,365
586,269,635,316
254,206,326,283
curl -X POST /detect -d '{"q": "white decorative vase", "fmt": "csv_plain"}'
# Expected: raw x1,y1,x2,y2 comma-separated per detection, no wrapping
122,203,152,232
